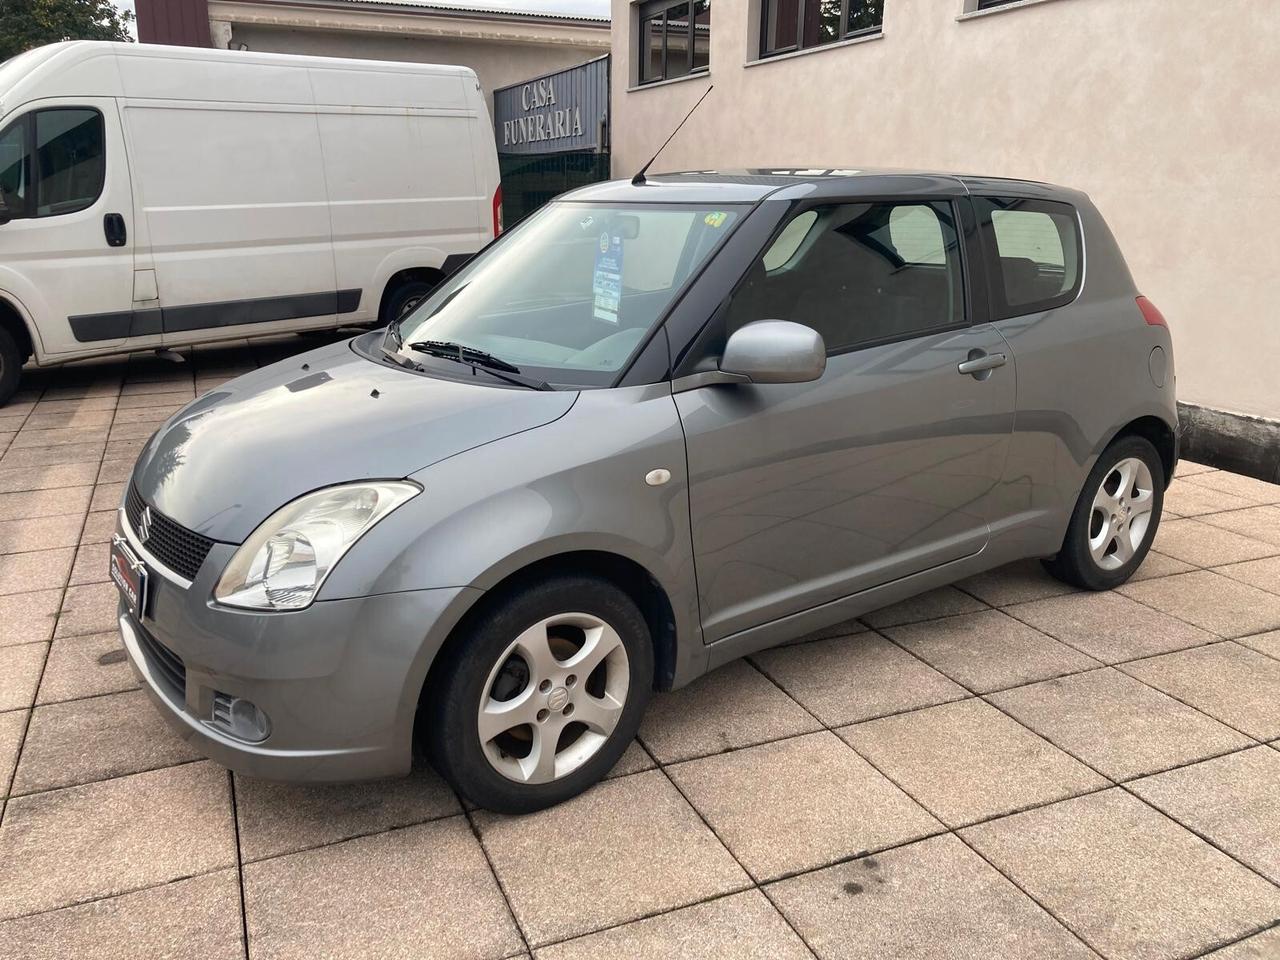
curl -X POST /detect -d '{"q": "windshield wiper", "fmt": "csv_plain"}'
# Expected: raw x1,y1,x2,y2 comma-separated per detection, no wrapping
406,340,553,391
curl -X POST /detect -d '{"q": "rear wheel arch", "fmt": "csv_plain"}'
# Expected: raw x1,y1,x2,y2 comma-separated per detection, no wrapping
1107,415,1177,487
0,296,35,363
378,267,445,325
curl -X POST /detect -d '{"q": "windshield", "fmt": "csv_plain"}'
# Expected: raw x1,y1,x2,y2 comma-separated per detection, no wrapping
391,201,743,386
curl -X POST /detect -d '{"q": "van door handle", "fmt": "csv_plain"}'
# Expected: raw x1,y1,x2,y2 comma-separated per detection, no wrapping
103,213,127,247
957,351,1007,377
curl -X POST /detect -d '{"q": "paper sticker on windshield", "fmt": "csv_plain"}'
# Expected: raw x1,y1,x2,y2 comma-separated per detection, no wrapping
592,233,623,324
704,212,729,228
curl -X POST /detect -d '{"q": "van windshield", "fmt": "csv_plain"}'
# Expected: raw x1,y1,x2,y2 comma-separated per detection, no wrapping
391,201,742,387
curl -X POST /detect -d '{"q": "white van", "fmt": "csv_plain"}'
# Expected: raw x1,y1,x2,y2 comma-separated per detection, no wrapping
0,41,502,403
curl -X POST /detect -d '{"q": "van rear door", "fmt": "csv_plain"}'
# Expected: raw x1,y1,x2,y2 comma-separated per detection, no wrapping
0,98,139,356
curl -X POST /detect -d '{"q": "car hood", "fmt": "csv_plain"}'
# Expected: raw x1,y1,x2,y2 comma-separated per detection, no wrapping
132,338,577,543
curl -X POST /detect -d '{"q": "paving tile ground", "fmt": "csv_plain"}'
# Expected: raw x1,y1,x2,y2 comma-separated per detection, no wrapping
0,343,1278,958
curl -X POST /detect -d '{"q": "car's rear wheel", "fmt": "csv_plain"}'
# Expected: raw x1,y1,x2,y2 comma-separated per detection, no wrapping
1043,435,1165,590
424,575,653,814
0,325,22,407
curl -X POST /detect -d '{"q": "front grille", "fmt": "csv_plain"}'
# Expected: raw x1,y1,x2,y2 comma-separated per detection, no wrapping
136,623,186,695
126,483,216,581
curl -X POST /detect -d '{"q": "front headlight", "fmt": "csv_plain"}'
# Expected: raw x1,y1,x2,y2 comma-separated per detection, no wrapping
214,481,420,611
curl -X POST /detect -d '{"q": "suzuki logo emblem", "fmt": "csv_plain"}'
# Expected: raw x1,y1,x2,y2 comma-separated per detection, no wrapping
138,506,153,544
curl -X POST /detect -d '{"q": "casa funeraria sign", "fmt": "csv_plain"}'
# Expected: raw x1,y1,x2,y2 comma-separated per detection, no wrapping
493,56,609,156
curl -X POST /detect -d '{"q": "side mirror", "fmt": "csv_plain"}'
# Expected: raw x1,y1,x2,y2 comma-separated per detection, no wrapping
720,320,826,384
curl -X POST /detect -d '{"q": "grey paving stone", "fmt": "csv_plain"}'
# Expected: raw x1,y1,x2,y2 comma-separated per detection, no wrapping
1004,590,1216,664
752,631,968,726
1127,549,1197,581
115,390,194,410
0,869,243,960
0,514,83,553
88,482,127,513
1163,482,1259,517
104,439,146,461
68,541,109,586
1201,927,1280,959
54,582,119,638
1238,630,1280,661
0,462,98,495
22,409,114,431
1200,505,1280,547
13,689,201,794
862,586,988,628
884,609,1099,694
1183,471,1280,504
990,667,1251,781
79,510,118,544
1120,571,1280,639
1130,747,1280,885
0,486,91,522
244,816,522,960
607,739,654,778
769,834,1095,960
841,699,1106,827
0,762,236,920
0,547,75,596
1121,642,1280,741
234,769,461,862
639,659,821,763
0,710,24,798
0,642,45,712
961,789,1280,960
476,769,748,946
9,427,110,450
1175,461,1216,478
955,559,1079,607
36,631,135,704
536,889,811,960
0,589,61,647
94,458,135,483
1153,518,1279,567
1216,556,1280,595
0,442,103,469
668,731,941,882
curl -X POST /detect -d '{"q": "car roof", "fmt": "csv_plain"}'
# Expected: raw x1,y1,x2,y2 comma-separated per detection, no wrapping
559,169,1083,205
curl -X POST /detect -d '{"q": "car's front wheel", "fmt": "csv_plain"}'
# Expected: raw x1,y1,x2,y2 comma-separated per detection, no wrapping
424,575,653,814
1043,435,1165,590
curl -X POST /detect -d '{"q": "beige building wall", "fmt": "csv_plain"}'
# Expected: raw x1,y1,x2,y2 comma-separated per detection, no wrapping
209,1,610,106
611,0,1280,421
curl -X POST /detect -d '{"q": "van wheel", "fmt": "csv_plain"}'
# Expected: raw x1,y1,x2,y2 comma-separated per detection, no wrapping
424,575,653,814
1043,436,1165,591
381,280,434,326
0,326,23,407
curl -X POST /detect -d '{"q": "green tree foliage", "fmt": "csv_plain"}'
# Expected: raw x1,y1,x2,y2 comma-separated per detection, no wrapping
0,0,134,63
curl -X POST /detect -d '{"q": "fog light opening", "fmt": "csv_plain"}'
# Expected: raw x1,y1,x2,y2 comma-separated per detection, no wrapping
211,692,272,743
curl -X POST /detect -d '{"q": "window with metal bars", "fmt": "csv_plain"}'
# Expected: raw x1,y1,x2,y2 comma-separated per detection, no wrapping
759,0,882,59
638,0,710,84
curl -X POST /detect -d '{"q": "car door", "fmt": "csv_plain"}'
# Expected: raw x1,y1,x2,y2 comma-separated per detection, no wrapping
0,98,140,357
675,198,1016,643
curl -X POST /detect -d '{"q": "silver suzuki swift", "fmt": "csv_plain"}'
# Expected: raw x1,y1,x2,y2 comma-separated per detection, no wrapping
114,170,1178,813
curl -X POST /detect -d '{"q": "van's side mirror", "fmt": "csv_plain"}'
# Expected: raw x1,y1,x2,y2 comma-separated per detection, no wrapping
720,320,826,384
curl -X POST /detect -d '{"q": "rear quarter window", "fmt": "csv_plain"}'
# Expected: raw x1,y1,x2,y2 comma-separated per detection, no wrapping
975,197,1082,319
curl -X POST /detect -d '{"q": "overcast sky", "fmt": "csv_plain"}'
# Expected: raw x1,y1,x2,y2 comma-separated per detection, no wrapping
113,0,611,27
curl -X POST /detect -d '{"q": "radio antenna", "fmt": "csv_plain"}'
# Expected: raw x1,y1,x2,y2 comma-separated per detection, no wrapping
632,85,713,186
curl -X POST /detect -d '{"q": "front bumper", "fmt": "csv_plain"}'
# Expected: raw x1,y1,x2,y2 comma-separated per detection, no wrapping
116,512,475,782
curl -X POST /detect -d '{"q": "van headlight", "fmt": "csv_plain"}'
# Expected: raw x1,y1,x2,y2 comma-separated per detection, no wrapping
214,481,420,611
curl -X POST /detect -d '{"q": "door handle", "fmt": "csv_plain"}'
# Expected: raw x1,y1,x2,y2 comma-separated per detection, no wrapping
957,351,1007,377
103,213,127,247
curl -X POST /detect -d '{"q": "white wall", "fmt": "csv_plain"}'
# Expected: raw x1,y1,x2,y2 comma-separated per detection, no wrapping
611,0,1280,420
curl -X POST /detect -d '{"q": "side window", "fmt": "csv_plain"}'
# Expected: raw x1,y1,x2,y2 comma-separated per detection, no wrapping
638,0,711,84
0,119,28,216
726,201,965,354
975,197,1081,318
34,109,105,217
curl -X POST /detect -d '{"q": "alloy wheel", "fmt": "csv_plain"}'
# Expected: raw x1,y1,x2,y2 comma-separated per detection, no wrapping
478,612,630,784
1088,456,1155,570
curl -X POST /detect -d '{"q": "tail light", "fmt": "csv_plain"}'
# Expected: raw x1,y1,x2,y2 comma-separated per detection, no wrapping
492,186,503,237
1136,296,1167,328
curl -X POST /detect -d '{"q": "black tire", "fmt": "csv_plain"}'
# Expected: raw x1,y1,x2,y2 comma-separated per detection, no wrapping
424,574,654,814
1043,435,1166,590
380,279,434,327
0,325,22,407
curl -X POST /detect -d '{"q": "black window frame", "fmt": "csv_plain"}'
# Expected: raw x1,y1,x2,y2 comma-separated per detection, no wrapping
974,195,1084,320
637,0,711,85
759,0,883,60
975,0,1022,9
0,106,106,221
